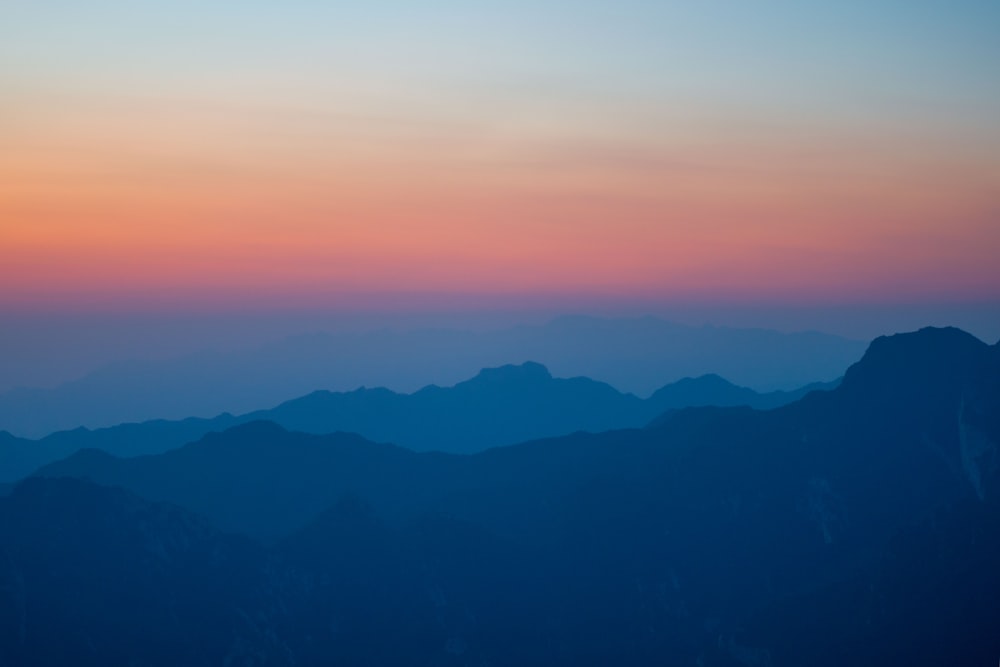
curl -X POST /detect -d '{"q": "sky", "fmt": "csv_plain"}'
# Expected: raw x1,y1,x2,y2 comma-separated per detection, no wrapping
2,1,999,318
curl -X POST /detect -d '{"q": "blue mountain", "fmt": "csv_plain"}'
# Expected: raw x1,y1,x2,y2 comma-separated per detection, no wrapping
0,366,834,481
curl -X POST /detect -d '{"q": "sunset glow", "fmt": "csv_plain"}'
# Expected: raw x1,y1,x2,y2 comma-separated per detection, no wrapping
3,2,998,311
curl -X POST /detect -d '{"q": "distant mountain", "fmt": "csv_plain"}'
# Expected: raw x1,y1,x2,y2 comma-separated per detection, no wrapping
244,363,835,454
0,366,835,482
0,415,238,484
0,315,864,437
246,361,640,454
20,327,1000,664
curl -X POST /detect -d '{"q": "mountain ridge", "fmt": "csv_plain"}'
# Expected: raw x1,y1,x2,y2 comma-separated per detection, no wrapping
0,366,836,482
0,316,865,438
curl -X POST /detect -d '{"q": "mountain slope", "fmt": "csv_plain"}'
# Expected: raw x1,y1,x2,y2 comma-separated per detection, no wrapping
0,477,290,666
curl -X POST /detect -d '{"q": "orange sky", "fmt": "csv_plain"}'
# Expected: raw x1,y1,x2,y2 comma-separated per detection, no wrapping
3,3,999,311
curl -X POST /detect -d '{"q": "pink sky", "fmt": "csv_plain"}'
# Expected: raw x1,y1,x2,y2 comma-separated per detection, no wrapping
3,3,998,311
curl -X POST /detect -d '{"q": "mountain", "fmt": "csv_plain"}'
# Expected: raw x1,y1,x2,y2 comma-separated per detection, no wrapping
0,366,835,482
244,361,641,453
0,477,290,666
0,415,238,484
20,327,1000,664
720,493,1000,667
646,373,835,419
244,363,835,454
0,315,864,437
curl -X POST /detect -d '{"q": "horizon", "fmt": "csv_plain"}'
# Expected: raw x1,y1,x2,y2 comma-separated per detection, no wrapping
2,305,998,396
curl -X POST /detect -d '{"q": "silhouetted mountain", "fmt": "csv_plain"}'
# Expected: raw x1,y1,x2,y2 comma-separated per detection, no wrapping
0,316,864,437
245,361,639,454
0,366,833,482
17,327,1000,664
646,374,836,425
716,494,1000,667
0,415,239,484
0,477,289,666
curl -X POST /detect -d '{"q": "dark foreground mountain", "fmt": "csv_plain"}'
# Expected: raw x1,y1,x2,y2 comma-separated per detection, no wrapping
0,315,864,437
0,477,289,666
12,327,999,665
0,367,832,482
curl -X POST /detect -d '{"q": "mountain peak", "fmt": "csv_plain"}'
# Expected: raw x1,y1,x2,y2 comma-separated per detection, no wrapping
873,325,982,349
673,373,733,388
469,361,552,385
840,326,989,394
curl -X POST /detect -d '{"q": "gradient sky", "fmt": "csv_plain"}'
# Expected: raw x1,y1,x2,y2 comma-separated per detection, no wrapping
2,1,999,312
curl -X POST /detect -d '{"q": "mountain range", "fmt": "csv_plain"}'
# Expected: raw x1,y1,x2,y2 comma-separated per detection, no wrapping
0,367,835,483
0,315,864,438
5,326,995,665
